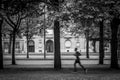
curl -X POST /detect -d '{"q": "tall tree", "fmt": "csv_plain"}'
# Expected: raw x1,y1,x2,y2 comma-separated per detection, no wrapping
47,0,65,70
49,0,63,70
2,22,13,54
0,0,4,69
99,20,104,64
0,0,43,65
54,19,61,70
0,19,3,69
0,0,53,68
106,0,120,69
83,0,120,68
21,17,43,58
68,0,98,58
110,16,120,68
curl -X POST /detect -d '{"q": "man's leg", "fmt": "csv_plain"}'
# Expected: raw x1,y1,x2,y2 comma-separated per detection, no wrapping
79,62,85,70
74,61,77,72
78,62,87,73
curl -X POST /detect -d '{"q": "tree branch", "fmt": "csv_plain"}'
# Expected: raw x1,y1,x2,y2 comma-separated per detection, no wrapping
6,15,16,27
4,18,15,29
16,13,22,30
0,12,14,28
21,14,29,20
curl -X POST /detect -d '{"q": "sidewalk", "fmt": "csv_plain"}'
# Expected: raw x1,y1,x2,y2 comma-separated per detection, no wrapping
3,64,118,73
4,64,110,69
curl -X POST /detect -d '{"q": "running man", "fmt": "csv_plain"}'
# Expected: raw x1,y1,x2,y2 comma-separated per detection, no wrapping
74,48,87,73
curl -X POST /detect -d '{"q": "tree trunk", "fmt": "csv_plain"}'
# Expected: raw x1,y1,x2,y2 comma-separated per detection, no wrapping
8,33,12,54
54,19,61,70
93,40,96,53
12,30,16,65
0,19,3,69
26,37,29,58
26,28,29,58
86,30,89,58
110,17,120,69
26,18,30,58
99,20,104,64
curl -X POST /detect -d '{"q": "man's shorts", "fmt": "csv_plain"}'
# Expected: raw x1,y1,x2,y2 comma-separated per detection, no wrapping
75,59,80,63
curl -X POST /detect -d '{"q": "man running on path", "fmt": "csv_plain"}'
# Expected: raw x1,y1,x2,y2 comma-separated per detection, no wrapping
74,48,87,73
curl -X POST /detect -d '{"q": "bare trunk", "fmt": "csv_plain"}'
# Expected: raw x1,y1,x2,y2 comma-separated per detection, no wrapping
110,17,119,69
26,31,29,58
26,38,29,58
26,18,29,58
85,30,89,58
12,30,16,65
93,40,96,53
99,20,104,64
54,19,61,70
0,19,3,69
8,33,12,54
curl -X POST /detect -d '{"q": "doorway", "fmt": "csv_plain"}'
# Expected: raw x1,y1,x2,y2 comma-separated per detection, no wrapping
46,40,53,52
28,40,35,52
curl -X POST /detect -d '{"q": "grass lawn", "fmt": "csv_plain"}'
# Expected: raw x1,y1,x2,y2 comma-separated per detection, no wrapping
0,68,120,80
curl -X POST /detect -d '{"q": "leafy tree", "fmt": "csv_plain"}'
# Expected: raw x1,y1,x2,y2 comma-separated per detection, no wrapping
65,0,117,65
0,0,52,68
0,0,5,69
46,0,67,70
66,0,99,58
2,22,13,54
77,0,120,68
49,0,61,70
21,17,42,58
0,0,45,65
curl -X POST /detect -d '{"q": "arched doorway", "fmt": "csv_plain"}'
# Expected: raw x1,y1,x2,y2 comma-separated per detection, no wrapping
46,40,53,52
28,40,35,52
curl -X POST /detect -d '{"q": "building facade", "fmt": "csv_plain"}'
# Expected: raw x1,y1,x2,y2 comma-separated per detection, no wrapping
3,29,111,54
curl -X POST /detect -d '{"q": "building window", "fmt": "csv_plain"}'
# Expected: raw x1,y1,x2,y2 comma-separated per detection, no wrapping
65,40,72,48
28,40,34,46
46,40,53,52
28,40,35,52
4,42,9,49
22,42,24,51
15,42,20,49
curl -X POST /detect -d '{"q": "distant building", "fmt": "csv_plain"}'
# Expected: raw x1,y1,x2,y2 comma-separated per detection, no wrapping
2,29,111,54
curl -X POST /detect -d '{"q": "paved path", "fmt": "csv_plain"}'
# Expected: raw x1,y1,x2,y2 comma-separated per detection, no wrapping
4,64,110,68
1,64,120,80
